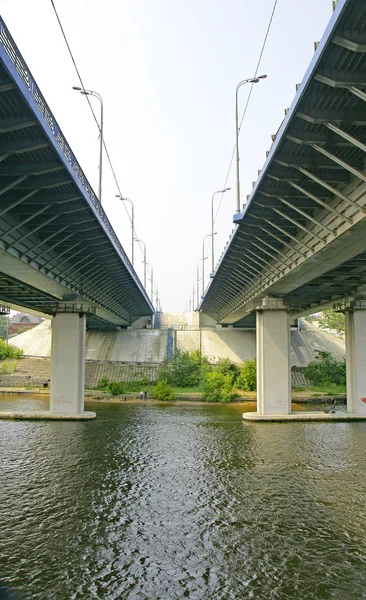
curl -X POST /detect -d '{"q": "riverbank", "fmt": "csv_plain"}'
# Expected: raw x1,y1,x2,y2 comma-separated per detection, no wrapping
0,386,347,405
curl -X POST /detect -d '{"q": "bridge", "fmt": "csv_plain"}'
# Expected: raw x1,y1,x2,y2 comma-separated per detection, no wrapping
0,17,153,418
200,0,366,418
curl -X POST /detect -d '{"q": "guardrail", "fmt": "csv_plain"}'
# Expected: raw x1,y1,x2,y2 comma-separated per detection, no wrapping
0,17,147,299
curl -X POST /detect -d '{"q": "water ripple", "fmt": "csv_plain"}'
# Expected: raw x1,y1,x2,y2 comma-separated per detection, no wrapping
0,398,365,599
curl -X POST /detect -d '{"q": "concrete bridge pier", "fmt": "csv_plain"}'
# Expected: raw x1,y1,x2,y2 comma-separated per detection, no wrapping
345,302,366,416
50,306,95,419
256,297,291,416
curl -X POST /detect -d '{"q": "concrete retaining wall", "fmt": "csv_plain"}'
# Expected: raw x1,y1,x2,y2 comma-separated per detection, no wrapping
9,317,345,368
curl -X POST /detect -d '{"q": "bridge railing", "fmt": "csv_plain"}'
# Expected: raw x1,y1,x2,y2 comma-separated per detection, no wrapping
0,17,148,298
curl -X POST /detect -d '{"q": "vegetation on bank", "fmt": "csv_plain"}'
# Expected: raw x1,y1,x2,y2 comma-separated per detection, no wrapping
0,339,23,360
304,351,346,391
93,351,257,403
157,350,258,403
95,376,152,396
93,349,347,403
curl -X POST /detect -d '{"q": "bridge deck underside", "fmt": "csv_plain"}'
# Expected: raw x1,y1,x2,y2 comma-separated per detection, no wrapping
201,0,366,325
0,19,153,326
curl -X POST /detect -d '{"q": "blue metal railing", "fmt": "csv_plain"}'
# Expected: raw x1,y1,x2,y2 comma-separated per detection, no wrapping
0,16,151,305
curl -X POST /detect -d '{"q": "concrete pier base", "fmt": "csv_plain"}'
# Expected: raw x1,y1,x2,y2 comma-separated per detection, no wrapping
0,410,96,420
243,412,366,422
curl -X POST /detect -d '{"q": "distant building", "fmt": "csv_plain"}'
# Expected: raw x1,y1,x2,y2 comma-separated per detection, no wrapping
8,312,43,336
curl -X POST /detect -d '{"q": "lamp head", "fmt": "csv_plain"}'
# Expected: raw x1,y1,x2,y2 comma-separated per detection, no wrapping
251,74,267,84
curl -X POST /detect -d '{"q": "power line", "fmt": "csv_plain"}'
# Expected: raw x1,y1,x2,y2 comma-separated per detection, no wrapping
214,0,279,225
49,0,153,284
200,0,278,299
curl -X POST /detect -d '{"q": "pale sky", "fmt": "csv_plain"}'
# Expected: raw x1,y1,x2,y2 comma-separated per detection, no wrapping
1,0,333,312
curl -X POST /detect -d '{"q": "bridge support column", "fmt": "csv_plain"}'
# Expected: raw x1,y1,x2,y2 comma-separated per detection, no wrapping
50,311,86,415
345,302,366,415
256,297,291,415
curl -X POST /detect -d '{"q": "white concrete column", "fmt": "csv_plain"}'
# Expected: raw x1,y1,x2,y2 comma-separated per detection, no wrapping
345,303,366,415
50,312,86,415
256,298,291,415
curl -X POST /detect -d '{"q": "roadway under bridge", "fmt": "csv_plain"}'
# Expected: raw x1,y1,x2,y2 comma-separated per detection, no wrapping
200,0,366,418
0,17,153,418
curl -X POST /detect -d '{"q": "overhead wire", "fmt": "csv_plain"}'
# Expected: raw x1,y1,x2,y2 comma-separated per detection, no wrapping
214,0,279,225
198,0,278,309
49,0,156,301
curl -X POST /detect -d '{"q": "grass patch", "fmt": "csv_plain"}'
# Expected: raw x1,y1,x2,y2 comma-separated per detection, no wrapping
172,386,203,395
293,384,346,396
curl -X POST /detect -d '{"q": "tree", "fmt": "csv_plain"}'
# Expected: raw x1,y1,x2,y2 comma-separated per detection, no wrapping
237,359,256,391
318,309,345,335
304,351,346,386
154,379,175,401
203,371,235,403
213,358,240,381
159,349,206,387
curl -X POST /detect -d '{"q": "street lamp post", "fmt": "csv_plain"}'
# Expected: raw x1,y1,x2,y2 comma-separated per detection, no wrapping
147,262,153,301
211,188,230,273
73,86,104,204
202,233,213,296
116,195,135,266
135,238,147,289
154,284,160,312
197,257,208,305
235,74,267,213
196,261,201,307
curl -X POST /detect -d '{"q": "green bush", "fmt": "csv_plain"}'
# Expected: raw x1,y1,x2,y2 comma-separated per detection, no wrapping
97,376,110,390
0,339,23,360
203,371,234,403
122,378,150,392
11,360,17,373
159,350,207,387
106,381,124,396
304,351,346,387
154,379,175,401
213,358,240,381
237,359,256,391
1,362,8,374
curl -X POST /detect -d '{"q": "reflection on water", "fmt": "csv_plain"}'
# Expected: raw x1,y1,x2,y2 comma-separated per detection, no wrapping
0,396,365,600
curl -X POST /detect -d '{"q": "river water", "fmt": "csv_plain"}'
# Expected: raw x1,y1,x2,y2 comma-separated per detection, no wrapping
0,395,365,600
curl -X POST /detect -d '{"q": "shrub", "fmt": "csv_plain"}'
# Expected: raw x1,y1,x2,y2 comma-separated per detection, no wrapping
203,371,234,403
154,379,175,401
213,358,240,382
122,378,150,392
304,351,346,387
1,362,8,374
0,339,23,360
106,381,124,396
11,360,17,373
97,376,110,390
159,350,206,387
237,359,256,391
